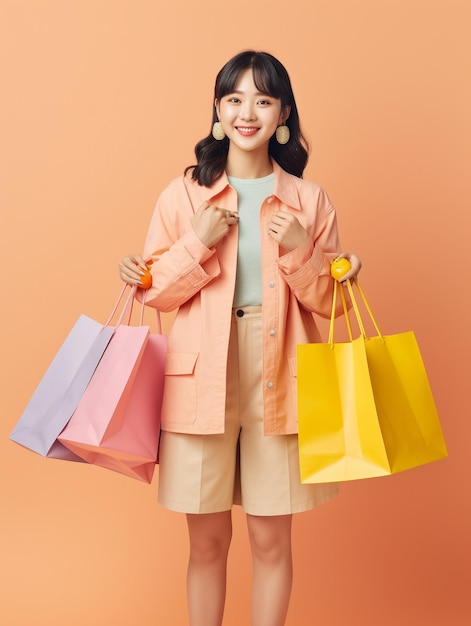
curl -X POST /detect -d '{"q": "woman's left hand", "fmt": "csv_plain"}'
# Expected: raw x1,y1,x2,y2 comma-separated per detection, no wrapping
267,211,309,251
335,252,362,283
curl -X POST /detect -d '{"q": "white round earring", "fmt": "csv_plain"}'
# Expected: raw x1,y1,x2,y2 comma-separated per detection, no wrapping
212,121,226,140
276,124,290,145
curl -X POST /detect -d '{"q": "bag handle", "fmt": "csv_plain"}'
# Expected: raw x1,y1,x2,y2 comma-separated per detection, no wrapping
141,287,163,335
329,279,354,344
329,278,383,345
104,284,163,335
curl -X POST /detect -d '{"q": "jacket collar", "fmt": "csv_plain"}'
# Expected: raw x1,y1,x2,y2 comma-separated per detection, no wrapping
205,160,302,211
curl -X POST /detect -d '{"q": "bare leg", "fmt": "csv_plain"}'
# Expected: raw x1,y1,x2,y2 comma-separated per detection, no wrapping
186,511,233,626
246,514,293,626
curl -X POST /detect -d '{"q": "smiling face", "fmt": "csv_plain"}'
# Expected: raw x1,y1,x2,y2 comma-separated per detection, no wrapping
215,68,290,174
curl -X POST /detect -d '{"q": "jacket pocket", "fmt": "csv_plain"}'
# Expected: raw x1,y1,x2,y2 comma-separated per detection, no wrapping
165,351,199,376
161,352,199,426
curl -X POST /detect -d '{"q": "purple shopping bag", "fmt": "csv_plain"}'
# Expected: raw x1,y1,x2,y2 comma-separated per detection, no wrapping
9,316,115,460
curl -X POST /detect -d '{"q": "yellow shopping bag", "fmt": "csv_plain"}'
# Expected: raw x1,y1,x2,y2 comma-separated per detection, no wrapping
297,278,448,483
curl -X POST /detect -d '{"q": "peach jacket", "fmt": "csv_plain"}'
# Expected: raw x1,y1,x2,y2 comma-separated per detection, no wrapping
141,161,344,435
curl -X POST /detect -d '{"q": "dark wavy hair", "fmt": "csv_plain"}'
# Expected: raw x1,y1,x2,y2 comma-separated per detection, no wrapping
185,51,309,186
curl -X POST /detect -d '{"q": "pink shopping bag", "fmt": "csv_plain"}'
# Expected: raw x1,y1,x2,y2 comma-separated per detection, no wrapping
59,291,166,483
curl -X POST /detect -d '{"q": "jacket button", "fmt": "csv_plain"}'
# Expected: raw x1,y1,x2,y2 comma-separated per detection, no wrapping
269,329,275,336
267,381,273,388
236,309,244,317
268,281,275,288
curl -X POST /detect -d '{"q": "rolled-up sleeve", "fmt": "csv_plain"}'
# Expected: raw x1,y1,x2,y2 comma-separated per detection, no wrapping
139,179,221,312
276,200,344,318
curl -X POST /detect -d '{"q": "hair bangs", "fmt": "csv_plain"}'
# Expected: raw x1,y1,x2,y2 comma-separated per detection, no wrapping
215,51,287,103
251,57,284,100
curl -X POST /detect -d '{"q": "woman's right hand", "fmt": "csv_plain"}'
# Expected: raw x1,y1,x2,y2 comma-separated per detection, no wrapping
191,201,238,248
118,254,148,286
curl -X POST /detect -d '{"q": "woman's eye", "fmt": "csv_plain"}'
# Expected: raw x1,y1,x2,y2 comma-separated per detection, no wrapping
229,97,240,103
257,100,270,105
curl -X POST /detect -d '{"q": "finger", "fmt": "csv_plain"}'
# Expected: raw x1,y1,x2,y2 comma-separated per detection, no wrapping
134,258,148,272
119,268,143,285
119,261,142,277
272,211,294,224
121,256,146,273
270,213,284,226
216,207,237,218
340,268,360,284
270,212,294,229
215,207,239,223
340,273,355,284
119,256,148,284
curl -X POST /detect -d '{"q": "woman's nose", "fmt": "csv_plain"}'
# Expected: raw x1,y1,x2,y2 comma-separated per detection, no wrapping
239,102,256,121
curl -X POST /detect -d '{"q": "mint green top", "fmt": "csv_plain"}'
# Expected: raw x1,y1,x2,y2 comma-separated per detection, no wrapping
228,173,275,307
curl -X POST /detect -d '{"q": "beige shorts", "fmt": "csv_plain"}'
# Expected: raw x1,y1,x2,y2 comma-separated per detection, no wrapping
157,307,338,515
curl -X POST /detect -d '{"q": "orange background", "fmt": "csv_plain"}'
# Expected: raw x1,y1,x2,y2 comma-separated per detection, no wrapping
1,1,470,624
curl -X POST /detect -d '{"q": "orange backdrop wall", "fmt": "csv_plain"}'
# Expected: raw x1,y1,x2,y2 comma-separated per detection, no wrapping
1,1,470,624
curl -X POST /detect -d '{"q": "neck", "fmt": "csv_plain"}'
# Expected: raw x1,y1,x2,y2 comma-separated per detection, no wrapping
225,146,273,179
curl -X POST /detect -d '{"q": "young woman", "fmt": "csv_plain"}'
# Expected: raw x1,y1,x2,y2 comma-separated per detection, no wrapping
119,50,361,626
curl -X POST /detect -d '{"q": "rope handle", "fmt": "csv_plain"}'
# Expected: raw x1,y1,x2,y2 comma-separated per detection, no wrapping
104,284,163,335
328,279,354,343
328,278,383,345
